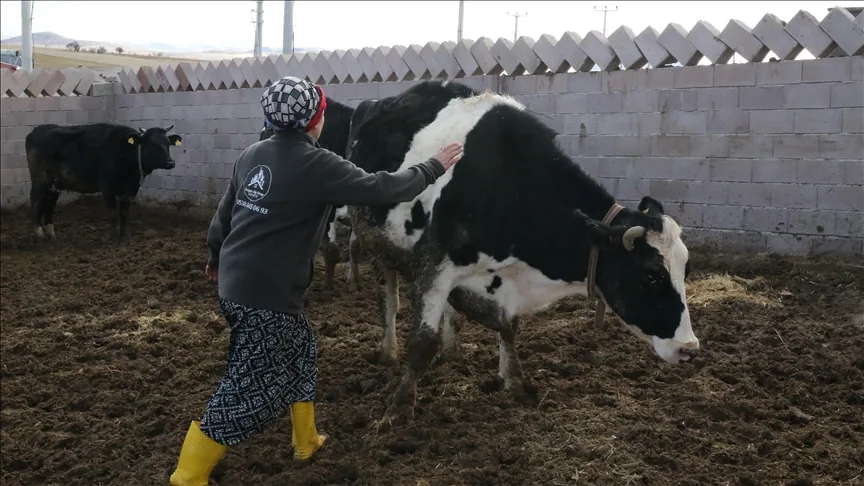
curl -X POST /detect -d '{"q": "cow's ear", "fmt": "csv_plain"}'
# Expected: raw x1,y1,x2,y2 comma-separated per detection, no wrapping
638,196,664,217
168,134,182,146
127,133,142,145
573,209,626,251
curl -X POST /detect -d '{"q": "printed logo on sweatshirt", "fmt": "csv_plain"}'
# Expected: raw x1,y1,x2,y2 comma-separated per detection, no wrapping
243,165,272,202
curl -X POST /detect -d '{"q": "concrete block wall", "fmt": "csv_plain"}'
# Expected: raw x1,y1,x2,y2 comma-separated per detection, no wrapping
548,58,864,256
0,59,861,257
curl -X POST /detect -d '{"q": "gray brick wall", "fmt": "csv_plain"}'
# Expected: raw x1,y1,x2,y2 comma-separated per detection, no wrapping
1,57,862,257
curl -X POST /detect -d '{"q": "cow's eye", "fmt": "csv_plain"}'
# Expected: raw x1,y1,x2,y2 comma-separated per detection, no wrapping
645,271,664,285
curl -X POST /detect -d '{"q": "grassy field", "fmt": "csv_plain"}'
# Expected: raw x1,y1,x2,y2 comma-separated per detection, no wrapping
1,45,200,69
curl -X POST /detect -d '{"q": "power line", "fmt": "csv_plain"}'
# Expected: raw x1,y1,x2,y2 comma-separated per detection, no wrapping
506,11,526,43
593,5,618,37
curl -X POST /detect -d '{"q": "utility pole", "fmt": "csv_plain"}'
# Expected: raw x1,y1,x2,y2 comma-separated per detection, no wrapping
21,0,33,71
253,0,263,58
506,12,526,43
593,5,618,37
457,0,464,42
283,0,294,55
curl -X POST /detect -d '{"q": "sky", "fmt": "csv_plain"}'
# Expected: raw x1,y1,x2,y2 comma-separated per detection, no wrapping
0,1,847,53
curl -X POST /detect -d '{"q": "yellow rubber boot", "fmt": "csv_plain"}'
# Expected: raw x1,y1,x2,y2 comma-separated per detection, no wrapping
169,421,227,486
289,408,297,448
291,402,328,461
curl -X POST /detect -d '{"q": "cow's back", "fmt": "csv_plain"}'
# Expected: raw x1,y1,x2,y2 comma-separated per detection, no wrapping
27,123,137,193
348,82,478,176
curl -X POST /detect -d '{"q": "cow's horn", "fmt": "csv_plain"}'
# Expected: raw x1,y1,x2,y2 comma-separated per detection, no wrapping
164,124,174,132
622,226,646,251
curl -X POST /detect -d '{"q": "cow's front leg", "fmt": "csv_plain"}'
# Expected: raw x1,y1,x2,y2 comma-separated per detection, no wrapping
498,317,538,405
376,263,400,366
103,193,120,242
447,288,537,405
347,230,362,293
322,222,340,291
117,198,132,241
383,265,453,423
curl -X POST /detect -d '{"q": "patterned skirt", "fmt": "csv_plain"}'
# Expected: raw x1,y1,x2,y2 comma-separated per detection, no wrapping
198,299,318,446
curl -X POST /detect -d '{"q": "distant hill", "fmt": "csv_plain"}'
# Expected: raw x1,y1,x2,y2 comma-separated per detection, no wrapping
2,31,89,47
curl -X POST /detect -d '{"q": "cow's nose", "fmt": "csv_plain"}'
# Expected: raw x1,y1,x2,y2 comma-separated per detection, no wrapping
676,340,699,362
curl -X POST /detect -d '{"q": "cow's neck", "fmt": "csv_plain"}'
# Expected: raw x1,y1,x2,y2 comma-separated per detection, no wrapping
568,181,619,225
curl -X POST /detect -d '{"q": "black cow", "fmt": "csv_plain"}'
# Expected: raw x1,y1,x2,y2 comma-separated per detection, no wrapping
258,99,362,291
341,80,699,424
26,123,181,242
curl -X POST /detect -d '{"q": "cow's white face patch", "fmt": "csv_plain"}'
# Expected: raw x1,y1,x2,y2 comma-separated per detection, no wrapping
639,216,698,363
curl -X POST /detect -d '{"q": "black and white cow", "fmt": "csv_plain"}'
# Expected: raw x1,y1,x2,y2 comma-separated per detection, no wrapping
258,99,362,291
343,80,699,422
26,122,181,242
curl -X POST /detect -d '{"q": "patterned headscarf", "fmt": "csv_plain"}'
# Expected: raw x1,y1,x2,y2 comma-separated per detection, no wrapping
260,76,327,133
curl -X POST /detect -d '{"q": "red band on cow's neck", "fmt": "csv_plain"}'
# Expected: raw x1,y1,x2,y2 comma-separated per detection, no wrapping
304,86,327,133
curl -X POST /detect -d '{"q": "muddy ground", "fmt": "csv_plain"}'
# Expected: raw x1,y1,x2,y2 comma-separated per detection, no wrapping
1,196,862,486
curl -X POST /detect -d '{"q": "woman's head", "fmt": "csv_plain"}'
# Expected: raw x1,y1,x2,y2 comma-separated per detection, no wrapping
260,76,327,137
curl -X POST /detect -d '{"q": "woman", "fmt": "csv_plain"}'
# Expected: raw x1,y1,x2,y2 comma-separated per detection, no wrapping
169,76,464,485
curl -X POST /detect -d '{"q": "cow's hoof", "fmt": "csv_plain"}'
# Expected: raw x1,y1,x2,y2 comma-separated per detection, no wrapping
508,380,540,406
435,345,463,366
43,224,57,241
381,402,414,427
34,226,46,240
378,348,399,367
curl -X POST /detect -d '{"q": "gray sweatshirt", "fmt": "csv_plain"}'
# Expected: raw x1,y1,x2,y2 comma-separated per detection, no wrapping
206,130,445,314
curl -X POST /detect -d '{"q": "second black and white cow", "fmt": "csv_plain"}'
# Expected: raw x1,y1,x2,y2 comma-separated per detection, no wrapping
258,99,362,291
26,123,181,242
344,80,700,422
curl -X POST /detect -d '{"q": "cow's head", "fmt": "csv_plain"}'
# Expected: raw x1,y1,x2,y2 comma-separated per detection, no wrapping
128,124,181,171
581,196,698,364
345,99,379,160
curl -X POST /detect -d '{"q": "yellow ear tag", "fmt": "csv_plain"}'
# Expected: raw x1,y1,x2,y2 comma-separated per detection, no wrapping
128,137,135,145
174,140,181,146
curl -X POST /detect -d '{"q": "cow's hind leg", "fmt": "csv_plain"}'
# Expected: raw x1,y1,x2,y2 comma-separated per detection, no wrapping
42,188,61,241
29,182,50,240
437,303,463,364
347,230,362,293
382,264,454,424
376,262,400,366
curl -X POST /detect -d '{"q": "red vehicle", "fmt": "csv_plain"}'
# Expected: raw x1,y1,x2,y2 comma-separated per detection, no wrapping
1,49,22,70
